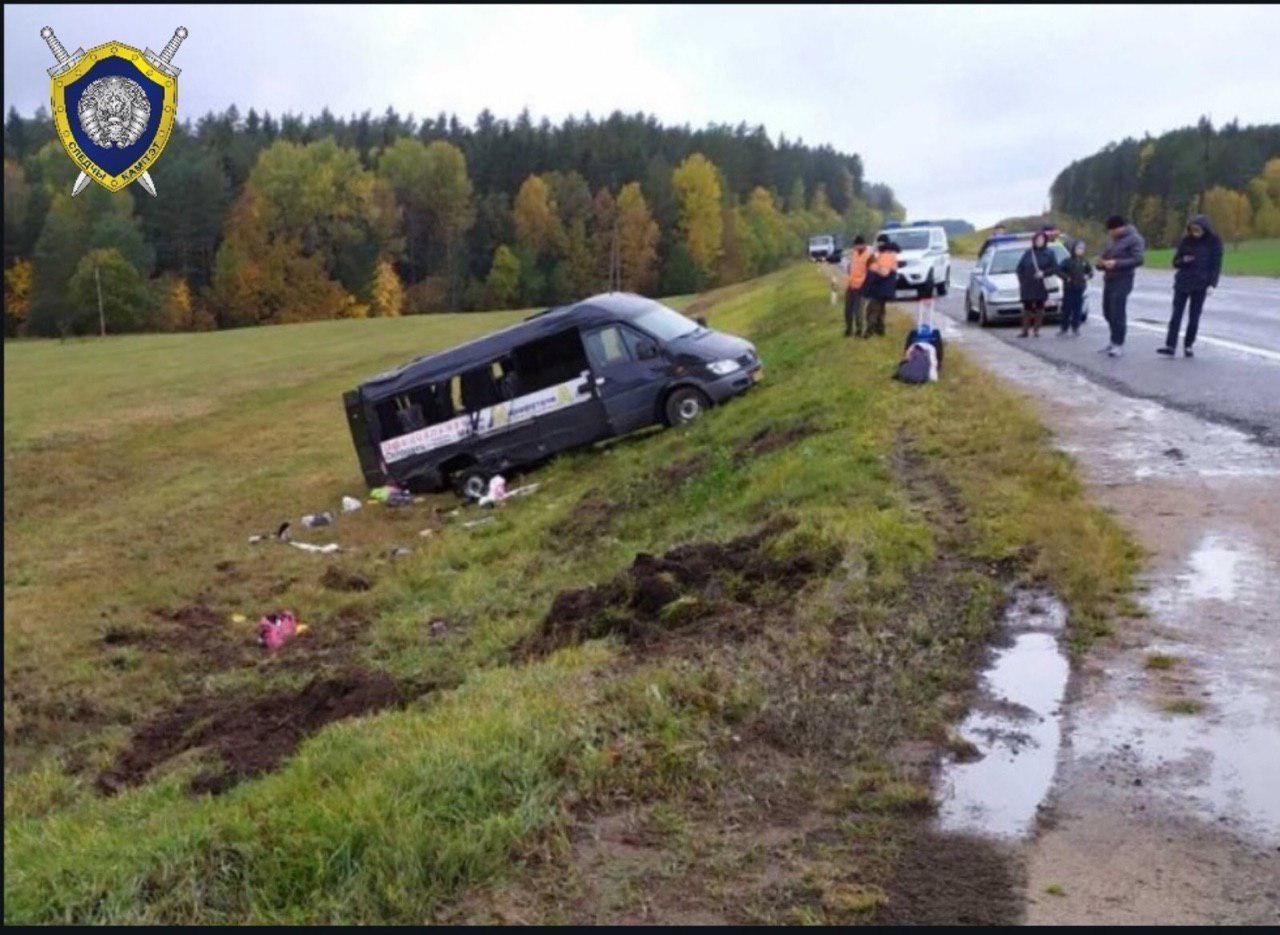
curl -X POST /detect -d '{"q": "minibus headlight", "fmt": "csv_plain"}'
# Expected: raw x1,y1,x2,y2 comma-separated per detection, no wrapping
706,359,740,376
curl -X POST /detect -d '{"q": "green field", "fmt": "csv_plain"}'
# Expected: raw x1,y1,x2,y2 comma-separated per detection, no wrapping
955,230,1280,277
1143,237,1280,277
4,266,1136,923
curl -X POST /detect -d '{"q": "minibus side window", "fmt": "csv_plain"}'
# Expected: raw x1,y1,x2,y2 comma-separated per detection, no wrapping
459,364,505,412
583,325,632,370
510,329,591,394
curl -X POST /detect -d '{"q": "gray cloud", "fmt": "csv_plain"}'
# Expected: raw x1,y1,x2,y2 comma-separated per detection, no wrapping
6,4,1279,227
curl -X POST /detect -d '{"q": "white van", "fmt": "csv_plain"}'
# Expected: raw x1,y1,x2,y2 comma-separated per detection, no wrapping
875,225,951,297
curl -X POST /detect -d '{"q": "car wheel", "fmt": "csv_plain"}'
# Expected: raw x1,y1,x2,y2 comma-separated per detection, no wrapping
979,297,991,328
937,267,949,296
665,387,710,427
452,466,490,501
917,271,934,300
965,291,978,323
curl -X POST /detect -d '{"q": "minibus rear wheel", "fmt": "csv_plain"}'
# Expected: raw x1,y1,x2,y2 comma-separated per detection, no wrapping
452,466,490,501
665,387,710,426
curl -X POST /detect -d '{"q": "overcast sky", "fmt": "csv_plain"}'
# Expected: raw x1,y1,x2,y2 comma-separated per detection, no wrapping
6,4,1280,227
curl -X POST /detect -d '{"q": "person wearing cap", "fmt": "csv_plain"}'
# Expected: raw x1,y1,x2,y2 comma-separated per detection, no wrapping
843,235,872,338
863,238,899,337
1095,215,1145,358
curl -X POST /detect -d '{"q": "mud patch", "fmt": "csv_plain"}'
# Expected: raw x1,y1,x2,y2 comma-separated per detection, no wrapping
875,830,1024,924
320,565,373,592
524,518,839,658
734,420,819,462
97,668,404,795
658,454,709,485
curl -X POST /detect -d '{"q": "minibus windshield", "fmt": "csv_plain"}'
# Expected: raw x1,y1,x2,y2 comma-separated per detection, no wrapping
632,305,701,342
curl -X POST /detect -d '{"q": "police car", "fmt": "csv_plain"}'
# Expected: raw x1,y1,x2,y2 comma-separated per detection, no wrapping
964,234,1069,326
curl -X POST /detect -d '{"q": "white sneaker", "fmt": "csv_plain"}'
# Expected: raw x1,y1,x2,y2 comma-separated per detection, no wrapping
1098,344,1114,354
1107,346,1123,358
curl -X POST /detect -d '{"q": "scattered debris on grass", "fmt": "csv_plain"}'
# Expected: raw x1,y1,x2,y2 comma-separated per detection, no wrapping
257,610,302,650
341,495,363,512
302,511,334,528
289,541,341,555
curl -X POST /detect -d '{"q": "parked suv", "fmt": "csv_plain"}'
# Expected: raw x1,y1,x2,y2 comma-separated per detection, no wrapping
875,225,950,297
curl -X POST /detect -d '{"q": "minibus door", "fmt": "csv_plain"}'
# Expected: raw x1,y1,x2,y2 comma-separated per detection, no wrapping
581,324,667,435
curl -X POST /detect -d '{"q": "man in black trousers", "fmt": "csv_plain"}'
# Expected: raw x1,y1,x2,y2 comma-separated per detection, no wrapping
1096,215,1146,358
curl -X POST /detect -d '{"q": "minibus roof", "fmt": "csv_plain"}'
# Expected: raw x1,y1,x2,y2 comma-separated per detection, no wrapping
358,292,667,401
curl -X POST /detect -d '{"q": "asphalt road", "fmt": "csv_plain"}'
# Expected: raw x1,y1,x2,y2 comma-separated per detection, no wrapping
939,261,1280,444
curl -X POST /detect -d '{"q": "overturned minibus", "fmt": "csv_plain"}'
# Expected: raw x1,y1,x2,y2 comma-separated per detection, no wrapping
344,293,763,498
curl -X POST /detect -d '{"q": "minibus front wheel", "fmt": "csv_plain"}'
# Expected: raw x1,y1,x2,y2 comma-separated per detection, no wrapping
664,386,711,427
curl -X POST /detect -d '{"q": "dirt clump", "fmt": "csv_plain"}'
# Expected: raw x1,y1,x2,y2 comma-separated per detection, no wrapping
734,420,820,462
97,668,404,796
658,454,709,485
524,517,840,658
320,565,373,592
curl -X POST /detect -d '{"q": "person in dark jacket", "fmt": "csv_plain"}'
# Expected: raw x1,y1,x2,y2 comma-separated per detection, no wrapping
863,239,899,337
1057,239,1093,335
1158,214,1223,358
1015,231,1059,337
1095,215,1145,358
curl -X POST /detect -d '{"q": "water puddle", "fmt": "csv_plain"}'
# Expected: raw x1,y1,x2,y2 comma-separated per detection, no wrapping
1182,535,1242,601
935,591,1070,839
1070,531,1280,843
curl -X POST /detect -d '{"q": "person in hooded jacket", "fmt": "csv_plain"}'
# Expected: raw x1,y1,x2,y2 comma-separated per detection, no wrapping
1015,231,1059,337
1159,214,1223,358
1057,239,1093,335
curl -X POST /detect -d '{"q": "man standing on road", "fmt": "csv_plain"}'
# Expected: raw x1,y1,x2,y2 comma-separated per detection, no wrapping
1159,214,1223,359
843,236,872,337
1096,215,1145,358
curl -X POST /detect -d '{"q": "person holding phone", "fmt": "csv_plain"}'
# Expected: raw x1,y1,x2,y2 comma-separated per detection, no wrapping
1159,214,1222,358
1095,215,1145,358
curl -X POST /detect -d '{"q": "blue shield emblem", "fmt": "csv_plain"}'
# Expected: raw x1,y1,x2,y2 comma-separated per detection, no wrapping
49,39,179,193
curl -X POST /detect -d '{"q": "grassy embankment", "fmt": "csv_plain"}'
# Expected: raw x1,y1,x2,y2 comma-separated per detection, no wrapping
4,265,1137,923
954,228,1280,277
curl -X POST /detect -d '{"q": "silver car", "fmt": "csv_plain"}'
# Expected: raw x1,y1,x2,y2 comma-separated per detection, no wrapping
964,240,1069,326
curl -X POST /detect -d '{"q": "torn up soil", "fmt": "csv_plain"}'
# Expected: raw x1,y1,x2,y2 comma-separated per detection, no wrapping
97,668,405,796
734,420,820,462
522,517,840,658
320,565,373,592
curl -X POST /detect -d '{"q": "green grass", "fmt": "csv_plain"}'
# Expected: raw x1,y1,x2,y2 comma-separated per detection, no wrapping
1144,652,1182,670
4,265,1137,922
1144,237,1280,277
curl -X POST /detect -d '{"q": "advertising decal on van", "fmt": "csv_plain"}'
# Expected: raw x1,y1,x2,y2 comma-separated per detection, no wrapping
379,372,593,463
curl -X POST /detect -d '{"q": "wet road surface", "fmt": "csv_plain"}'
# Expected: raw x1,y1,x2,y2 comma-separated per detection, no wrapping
948,260,1280,443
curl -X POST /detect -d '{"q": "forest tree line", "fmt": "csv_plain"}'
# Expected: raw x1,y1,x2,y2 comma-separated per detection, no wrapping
2,106,903,337
1049,118,1280,248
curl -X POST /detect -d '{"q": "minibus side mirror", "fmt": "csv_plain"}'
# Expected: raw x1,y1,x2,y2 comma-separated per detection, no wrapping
635,339,659,360
695,316,708,328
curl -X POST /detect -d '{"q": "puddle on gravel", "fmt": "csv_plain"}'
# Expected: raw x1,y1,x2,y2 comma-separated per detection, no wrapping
935,591,1070,839
1070,530,1280,843
1182,535,1242,601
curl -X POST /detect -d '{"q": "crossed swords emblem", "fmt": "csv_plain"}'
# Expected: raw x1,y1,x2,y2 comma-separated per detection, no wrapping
40,25,187,197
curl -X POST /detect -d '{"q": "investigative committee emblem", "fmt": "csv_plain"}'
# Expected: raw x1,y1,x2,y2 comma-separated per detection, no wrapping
39,25,188,196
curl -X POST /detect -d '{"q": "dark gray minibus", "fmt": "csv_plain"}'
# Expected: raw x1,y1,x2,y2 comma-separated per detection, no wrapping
344,293,763,498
